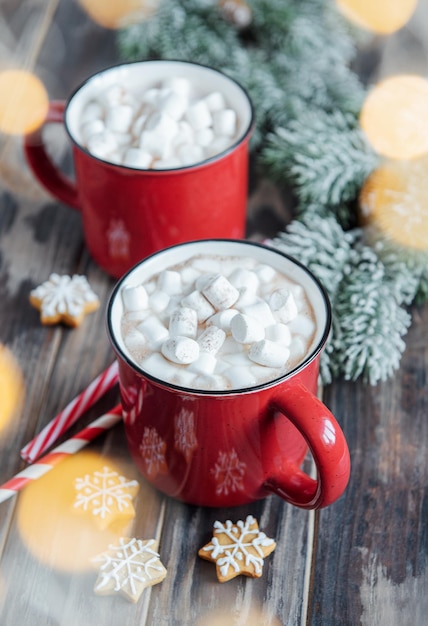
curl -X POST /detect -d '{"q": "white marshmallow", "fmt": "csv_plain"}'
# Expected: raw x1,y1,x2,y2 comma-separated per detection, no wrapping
81,100,104,124
103,84,124,106
121,284,148,311
265,323,292,346
248,339,290,368
123,148,153,169
161,336,200,364
255,264,276,284
162,77,191,99
197,326,226,355
132,113,148,137
137,315,169,349
181,290,215,322
157,270,182,295
195,128,215,147
185,99,212,130
188,352,217,375
193,374,227,391
169,307,198,338
269,289,298,323
148,290,170,314
105,104,134,133
204,136,230,158
172,369,197,388
177,143,204,166
195,273,217,291
152,157,181,169
114,132,133,146
80,119,105,142
141,352,178,379
235,287,259,308
241,300,275,327
288,315,316,338
229,269,259,291
141,87,161,106
86,131,118,159
213,108,237,137
139,130,173,160
180,266,200,285
204,91,226,112
206,308,239,331
124,328,147,353
202,274,240,310
231,313,265,344
288,336,307,363
158,90,188,120
192,257,222,273
172,121,194,147
224,366,257,389
222,351,251,366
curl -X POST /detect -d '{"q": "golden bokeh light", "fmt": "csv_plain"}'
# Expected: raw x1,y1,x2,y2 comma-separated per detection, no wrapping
78,0,159,29
0,344,24,432
360,75,428,160
336,0,417,35
0,70,48,136
17,450,137,572
359,156,428,251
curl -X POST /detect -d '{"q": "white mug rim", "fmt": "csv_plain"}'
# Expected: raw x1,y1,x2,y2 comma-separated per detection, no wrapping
107,239,332,397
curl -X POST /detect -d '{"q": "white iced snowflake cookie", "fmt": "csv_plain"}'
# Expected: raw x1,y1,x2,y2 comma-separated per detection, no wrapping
198,515,276,582
92,537,167,602
29,273,100,327
73,466,139,530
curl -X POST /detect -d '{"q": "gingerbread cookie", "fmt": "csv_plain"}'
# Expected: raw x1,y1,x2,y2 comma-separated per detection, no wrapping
198,515,276,582
73,466,139,530
29,273,100,327
92,537,167,602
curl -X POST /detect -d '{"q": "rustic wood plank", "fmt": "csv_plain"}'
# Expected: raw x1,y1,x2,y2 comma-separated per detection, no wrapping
308,304,428,625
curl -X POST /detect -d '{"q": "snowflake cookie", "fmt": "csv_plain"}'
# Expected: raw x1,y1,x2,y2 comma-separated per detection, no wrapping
29,273,100,327
92,537,167,602
198,515,276,583
73,466,139,530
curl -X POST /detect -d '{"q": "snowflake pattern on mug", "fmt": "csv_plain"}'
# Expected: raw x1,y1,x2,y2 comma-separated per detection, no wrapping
122,384,144,426
73,466,139,529
198,515,276,582
139,426,168,478
92,537,167,602
174,408,198,462
211,448,246,495
107,219,130,260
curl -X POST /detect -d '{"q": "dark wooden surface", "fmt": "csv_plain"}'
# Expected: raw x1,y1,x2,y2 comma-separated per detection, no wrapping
0,2,427,624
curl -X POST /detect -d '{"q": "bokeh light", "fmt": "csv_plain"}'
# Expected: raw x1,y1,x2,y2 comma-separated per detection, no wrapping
336,0,417,35
0,344,24,433
360,75,428,160
78,0,159,29
359,156,428,251
17,450,136,572
0,70,48,136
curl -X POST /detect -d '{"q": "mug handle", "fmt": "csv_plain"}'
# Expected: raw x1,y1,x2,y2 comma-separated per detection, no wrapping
24,101,80,210
265,381,350,509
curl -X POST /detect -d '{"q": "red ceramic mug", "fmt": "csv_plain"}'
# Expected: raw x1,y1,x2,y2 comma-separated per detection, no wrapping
24,61,254,278
107,239,350,509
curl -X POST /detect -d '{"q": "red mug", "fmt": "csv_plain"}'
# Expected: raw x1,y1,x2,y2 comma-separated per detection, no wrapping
107,240,350,509
24,61,254,278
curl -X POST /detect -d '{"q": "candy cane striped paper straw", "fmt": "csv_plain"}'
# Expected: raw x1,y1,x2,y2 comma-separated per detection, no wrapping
21,360,119,463
0,405,123,504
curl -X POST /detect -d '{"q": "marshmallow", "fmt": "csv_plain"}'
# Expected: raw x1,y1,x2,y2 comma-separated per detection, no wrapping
81,101,104,124
152,157,181,169
177,143,204,166
172,121,194,148
180,266,201,285
195,273,217,291
197,326,226,355
213,108,237,137
103,84,124,106
235,287,259,308
141,352,178,379
123,148,153,169
288,336,307,363
185,99,212,130
204,91,226,112
223,366,257,389
188,351,217,375
229,269,259,292
204,136,230,158
288,315,316,338
192,258,222,273
105,104,134,133
124,328,147,353
255,264,276,284
132,114,148,137
148,290,170,314
172,369,197,388
193,374,227,391
206,308,239,331
137,315,169,349
86,131,117,159
161,336,200,364
269,289,298,323
181,290,215,322
121,285,149,312
222,351,251,366
202,274,240,310
141,87,161,106
231,313,265,344
248,339,290,368
195,128,215,147
158,270,182,295
162,77,191,99
80,119,105,143
169,307,198,338
158,90,188,120
265,323,292,346
241,300,275,327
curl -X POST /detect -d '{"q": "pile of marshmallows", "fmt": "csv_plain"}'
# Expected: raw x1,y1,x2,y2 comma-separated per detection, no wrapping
120,256,316,390
78,77,239,169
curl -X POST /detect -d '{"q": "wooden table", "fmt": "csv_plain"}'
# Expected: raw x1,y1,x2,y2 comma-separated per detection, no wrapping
0,2,427,624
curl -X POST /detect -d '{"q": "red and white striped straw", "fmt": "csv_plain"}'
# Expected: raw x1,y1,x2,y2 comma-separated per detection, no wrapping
0,405,123,504
21,360,119,463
